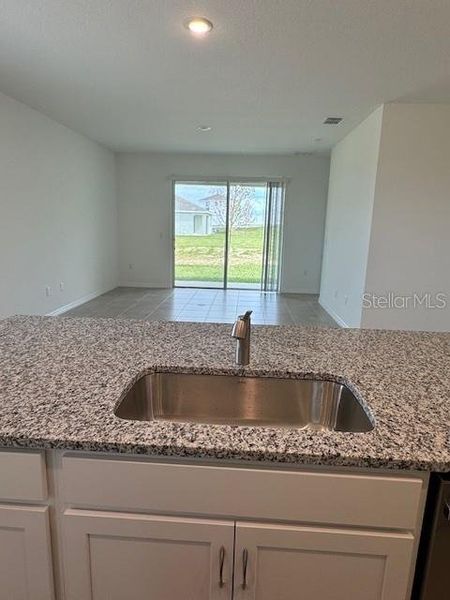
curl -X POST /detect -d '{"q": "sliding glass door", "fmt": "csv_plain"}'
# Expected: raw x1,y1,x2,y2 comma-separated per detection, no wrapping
227,183,266,289
174,182,227,288
173,180,285,291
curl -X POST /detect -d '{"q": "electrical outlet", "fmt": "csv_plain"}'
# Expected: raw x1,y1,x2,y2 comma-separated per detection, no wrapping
59,281,65,292
334,290,338,299
344,295,349,305
45,286,52,297
128,263,133,270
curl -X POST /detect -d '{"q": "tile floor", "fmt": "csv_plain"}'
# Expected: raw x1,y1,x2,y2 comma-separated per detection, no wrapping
64,287,338,327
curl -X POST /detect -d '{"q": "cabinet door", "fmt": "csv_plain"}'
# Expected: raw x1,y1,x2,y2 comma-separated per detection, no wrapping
0,505,54,600
233,521,414,600
63,509,234,600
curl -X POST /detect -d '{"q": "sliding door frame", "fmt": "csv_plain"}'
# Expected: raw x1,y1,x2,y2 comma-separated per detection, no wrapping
262,182,273,291
223,181,231,289
171,177,287,291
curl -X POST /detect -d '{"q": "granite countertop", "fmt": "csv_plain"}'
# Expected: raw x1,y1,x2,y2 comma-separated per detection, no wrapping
0,315,449,471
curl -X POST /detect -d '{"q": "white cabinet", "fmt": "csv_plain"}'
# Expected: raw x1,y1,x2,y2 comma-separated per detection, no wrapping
62,509,234,600
0,451,425,600
232,521,414,600
58,455,426,600
62,511,415,600
0,505,54,600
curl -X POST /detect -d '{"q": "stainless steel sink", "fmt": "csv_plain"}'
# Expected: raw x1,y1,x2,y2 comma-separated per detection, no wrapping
114,373,374,432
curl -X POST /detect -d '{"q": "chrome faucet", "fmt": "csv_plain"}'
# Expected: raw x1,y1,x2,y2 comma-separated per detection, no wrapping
231,311,252,366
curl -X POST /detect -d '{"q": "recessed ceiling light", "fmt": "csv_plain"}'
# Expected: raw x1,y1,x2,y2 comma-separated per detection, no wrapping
197,125,212,132
185,17,213,35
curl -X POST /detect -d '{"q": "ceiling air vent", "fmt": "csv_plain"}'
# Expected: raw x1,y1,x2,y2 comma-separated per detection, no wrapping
323,117,343,125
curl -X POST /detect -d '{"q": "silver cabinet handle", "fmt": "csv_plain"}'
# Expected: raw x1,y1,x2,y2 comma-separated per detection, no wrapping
219,546,225,588
444,500,450,521
242,548,249,590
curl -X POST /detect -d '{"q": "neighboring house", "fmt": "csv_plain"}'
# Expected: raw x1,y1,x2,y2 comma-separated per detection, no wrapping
199,193,225,231
174,196,212,235
200,192,260,230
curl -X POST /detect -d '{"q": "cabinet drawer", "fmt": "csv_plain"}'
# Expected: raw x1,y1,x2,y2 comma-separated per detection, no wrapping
62,456,424,530
0,450,47,501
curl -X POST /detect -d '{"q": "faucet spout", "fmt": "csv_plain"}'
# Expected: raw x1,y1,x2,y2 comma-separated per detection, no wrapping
231,311,252,366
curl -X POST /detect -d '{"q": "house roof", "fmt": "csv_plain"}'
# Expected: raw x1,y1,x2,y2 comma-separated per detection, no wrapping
175,196,210,214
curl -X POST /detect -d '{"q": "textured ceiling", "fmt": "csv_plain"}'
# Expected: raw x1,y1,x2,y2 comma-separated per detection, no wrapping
0,0,449,153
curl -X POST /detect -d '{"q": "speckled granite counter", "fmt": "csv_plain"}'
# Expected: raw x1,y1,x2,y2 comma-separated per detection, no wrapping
0,316,449,471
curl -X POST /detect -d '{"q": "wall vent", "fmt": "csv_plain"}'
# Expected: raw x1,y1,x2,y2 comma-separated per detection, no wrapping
323,117,343,125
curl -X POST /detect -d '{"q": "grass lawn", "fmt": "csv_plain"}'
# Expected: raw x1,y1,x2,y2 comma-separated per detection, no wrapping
175,226,264,284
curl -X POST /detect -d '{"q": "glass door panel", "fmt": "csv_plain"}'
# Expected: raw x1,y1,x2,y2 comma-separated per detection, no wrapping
174,182,227,288
227,183,266,289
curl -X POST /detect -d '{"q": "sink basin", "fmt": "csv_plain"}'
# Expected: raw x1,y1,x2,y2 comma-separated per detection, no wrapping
114,373,374,433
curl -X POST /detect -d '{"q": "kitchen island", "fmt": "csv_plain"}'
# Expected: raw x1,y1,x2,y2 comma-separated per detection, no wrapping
0,315,449,600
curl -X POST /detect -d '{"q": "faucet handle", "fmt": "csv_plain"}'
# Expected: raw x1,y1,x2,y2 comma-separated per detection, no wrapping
231,310,252,340
239,310,253,321
231,310,252,365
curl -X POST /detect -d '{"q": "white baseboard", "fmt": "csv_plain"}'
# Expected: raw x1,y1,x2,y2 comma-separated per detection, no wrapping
118,281,171,289
119,282,320,294
280,288,319,295
46,289,110,316
318,297,350,328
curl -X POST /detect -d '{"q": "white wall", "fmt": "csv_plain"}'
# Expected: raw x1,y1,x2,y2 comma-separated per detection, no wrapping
0,92,118,318
319,107,384,327
362,104,450,331
116,152,330,293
